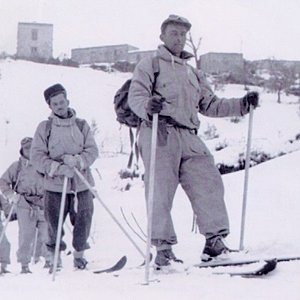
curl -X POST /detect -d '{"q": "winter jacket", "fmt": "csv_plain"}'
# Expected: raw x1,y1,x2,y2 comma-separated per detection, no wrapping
30,108,99,193
128,45,249,130
0,156,44,209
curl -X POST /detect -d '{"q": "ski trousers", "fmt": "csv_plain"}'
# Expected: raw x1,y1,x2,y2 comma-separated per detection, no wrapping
44,190,94,253
138,122,230,249
16,197,50,265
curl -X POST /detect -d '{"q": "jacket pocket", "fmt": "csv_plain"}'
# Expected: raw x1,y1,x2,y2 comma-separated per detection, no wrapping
156,79,178,102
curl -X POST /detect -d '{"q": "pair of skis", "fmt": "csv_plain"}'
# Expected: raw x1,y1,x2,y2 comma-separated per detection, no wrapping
74,167,297,279
93,254,300,277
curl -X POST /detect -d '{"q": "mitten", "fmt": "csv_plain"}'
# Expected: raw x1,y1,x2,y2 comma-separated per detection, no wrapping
146,96,164,115
243,91,259,109
56,164,74,178
63,154,78,168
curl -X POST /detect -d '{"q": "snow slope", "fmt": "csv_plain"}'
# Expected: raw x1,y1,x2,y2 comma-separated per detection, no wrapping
0,59,300,299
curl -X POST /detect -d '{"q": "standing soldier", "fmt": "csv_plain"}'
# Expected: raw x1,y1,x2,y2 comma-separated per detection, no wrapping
30,83,99,271
0,137,51,274
128,15,259,268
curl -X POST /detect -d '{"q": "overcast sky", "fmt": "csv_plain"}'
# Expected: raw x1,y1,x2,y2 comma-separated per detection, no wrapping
0,0,299,61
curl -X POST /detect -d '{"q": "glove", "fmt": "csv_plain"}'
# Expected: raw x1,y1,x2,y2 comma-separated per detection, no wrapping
63,154,78,168
243,91,259,109
8,193,20,205
4,204,17,222
56,164,75,178
146,96,165,115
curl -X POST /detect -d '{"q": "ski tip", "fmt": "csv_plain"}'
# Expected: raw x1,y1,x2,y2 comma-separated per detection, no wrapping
93,256,127,274
233,258,278,278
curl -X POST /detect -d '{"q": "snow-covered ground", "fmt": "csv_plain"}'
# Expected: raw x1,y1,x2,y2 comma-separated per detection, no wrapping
0,59,300,299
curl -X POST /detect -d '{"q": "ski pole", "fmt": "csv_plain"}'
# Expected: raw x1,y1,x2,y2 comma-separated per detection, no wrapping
144,113,158,285
52,176,68,282
239,105,254,250
0,202,17,245
74,168,145,259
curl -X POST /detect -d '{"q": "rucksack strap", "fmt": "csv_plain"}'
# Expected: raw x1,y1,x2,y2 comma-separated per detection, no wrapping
151,56,160,94
12,158,22,192
45,118,85,146
125,56,160,172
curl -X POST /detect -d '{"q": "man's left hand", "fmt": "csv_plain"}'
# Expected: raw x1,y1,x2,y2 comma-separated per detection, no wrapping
243,91,259,108
63,155,78,168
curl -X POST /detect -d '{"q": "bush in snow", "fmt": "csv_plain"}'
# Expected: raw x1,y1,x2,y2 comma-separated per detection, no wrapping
230,116,243,123
202,123,219,140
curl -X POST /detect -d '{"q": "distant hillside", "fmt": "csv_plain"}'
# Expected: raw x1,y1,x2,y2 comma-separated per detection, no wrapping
0,58,299,173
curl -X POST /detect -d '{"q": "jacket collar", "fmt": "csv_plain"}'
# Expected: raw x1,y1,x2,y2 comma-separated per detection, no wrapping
156,45,194,65
50,108,77,127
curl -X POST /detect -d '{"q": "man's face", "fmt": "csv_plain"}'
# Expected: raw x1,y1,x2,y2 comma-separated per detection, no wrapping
22,143,31,159
160,23,188,57
49,93,69,118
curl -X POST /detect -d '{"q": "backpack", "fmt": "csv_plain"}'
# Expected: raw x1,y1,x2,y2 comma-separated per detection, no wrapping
114,56,160,178
113,56,160,128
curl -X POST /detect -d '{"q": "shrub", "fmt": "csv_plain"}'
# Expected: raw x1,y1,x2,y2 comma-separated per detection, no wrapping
203,123,219,140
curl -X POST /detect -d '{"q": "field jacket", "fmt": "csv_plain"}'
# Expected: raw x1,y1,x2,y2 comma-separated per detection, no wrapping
128,45,249,130
0,156,44,209
30,108,99,193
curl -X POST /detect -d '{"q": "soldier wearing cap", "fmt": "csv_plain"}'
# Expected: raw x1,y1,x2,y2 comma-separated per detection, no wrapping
0,137,51,274
128,14,259,267
31,83,99,271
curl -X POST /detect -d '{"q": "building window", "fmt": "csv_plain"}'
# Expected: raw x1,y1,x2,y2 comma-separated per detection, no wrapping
31,29,38,40
31,47,38,56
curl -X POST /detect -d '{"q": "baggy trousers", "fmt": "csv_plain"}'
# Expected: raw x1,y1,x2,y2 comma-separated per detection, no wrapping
138,123,230,247
44,190,94,253
16,199,49,265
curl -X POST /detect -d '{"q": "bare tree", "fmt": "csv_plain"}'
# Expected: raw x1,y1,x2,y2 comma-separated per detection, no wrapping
264,58,295,103
186,32,202,69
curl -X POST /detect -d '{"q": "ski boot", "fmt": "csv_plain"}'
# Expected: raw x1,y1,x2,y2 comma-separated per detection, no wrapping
48,252,63,274
154,248,183,271
73,250,88,270
73,257,88,270
21,264,32,274
43,260,52,269
201,235,229,262
0,263,10,274
73,251,88,270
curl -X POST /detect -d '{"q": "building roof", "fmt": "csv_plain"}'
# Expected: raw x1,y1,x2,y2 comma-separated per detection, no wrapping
72,44,138,51
128,49,156,54
201,52,243,57
18,22,53,27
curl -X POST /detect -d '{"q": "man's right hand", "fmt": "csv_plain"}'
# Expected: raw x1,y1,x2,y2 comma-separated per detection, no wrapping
146,95,165,115
56,164,74,178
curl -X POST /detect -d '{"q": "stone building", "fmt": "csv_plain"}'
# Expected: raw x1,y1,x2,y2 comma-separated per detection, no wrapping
128,49,156,64
71,44,138,64
17,22,53,60
253,59,300,74
199,52,244,75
